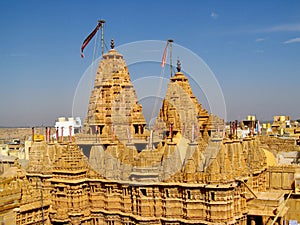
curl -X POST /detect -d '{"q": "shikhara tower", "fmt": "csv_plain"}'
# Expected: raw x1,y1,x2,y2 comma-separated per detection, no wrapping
84,40,147,142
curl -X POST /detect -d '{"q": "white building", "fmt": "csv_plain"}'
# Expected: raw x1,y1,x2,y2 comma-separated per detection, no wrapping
54,117,82,137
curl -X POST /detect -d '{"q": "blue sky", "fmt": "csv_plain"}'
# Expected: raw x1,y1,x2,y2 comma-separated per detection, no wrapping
0,0,300,126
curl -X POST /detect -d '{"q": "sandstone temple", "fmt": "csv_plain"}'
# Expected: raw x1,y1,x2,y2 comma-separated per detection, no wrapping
1,41,300,225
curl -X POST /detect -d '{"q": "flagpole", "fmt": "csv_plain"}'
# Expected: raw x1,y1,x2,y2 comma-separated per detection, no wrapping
168,39,174,77
99,20,105,56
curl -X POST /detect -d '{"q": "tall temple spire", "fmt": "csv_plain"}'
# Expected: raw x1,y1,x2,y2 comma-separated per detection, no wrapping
84,41,147,141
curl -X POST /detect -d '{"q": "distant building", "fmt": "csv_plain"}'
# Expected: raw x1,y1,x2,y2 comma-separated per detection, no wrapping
272,115,291,135
54,117,82,137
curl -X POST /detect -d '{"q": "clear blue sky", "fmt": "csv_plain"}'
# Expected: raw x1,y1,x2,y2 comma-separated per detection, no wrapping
1,0,300,126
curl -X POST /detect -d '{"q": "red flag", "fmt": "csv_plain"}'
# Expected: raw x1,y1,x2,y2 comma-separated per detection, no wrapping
81,22,102,58
161,41,169,67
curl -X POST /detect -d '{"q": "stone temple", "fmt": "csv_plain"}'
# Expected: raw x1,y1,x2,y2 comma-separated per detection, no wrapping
1,40,300,225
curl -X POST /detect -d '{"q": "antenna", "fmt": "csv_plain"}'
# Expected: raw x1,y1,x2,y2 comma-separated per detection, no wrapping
168,39,174,77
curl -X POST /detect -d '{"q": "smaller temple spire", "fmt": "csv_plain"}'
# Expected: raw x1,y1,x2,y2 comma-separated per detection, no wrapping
110,39,115,49
176,58,181,72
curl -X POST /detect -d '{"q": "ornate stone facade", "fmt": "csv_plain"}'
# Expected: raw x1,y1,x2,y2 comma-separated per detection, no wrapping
1,138,267,225
84,44,147,143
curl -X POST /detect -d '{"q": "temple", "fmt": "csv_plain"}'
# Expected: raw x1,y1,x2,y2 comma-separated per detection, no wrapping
1,40,300,225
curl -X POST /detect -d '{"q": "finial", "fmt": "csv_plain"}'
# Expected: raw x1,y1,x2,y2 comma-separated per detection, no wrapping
110,39,115,49
176,58,181,72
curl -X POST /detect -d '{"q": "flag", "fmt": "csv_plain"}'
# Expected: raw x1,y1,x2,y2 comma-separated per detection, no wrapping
161,41,169,67
81,22,102,58
69,126,73,142
232,121,236,135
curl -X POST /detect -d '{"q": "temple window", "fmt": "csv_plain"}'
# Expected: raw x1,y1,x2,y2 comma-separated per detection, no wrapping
140,188,147,197
134,125,139,134
211,192,215,201
166,189,169,198
99,125,104,134
107,187,112,195
208,130,211,136
187,190,191,199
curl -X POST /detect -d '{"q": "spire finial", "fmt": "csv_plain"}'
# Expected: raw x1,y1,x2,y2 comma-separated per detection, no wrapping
176,58,181,72
110,39,115,49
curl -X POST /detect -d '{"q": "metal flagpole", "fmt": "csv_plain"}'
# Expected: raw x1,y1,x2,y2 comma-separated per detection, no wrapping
168,39,174,77
99,20,105,56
